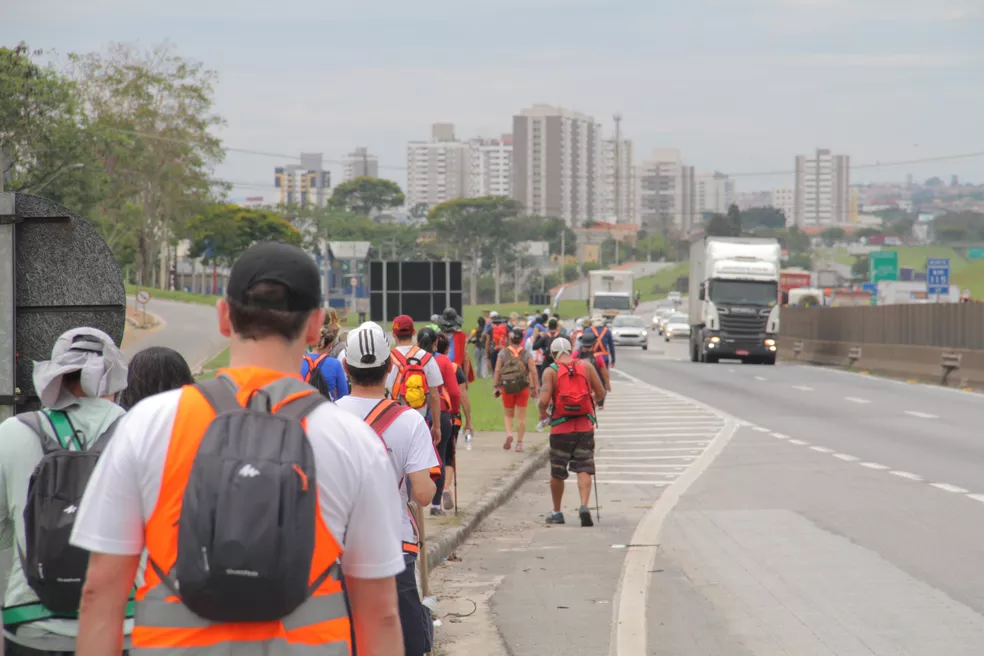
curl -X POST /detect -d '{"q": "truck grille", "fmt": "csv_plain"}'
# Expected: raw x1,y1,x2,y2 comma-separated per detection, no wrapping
720,313,767,339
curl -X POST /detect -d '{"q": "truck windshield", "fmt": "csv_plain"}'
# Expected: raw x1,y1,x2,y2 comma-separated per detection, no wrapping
594,294,632,310
709,280,778,306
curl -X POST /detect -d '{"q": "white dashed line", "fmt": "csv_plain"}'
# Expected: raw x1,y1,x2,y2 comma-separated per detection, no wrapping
754,376,767,381
931,483,969,494
810,446,834,453
792,385,813,391
967,494,984,504
844,396,871,404
861,462,889,470
890,471,923,481
833,453,859,462
788,439,808,445
771,432,789,439
752,426,771,433
727,368,736,373
904,411,939,419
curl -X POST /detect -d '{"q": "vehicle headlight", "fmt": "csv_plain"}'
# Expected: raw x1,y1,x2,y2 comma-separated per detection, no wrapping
709,336,721,343
764,338,776,347
641,330,647,337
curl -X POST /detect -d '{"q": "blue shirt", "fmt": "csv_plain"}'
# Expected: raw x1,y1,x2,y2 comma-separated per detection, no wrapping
300,353,349,399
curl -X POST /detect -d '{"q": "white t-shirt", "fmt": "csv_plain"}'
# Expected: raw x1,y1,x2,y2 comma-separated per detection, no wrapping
335,396,438,544
385,346,444,415
70,382,406,581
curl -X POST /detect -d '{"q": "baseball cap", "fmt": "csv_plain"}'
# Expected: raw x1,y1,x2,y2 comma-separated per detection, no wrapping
392,315,415,337
345,326,391,369
550,337,572,354
227,241,322,311
489,310,499,318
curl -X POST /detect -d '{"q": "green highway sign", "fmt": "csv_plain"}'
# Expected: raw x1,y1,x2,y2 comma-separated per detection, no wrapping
968,247,984,260
869,251,899,283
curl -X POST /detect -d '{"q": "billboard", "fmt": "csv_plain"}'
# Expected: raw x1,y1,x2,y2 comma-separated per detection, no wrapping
369,261,463,322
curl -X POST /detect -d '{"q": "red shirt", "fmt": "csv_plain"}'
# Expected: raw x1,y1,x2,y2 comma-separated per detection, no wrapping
435,353,461,413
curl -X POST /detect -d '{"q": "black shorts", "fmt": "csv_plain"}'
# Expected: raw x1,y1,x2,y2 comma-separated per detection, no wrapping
549,431,596,480
397,554,433,656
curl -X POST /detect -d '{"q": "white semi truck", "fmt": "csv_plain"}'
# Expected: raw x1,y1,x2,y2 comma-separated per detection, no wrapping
588,270,634,321
689,237,782,365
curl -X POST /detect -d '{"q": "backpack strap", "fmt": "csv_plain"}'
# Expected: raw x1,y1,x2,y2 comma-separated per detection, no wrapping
365,399,408,440
88,414,125,453
303,353,329,383
391,348,409,369
274,391,326,422
194,374,244,415
15,413,60,455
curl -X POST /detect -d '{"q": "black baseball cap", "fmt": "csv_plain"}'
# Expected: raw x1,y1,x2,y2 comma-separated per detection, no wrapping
227,241,322,311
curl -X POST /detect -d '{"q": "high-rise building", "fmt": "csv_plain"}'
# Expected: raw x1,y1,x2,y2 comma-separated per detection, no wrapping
467,135,512,198
696,172,735,216
770,187,796,226
794,149,850,227
601,137,637,224
511,104,602,226
406,124,469,210
342,147,379,182
636,149,696,234
274,153,330,208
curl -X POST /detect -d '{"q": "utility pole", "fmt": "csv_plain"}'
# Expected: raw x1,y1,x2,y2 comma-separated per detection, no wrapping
560,229,566,283
613,113,622,225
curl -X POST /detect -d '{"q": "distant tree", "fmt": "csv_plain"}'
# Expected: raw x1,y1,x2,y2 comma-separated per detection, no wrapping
925,176,945,187
820,227,847,247
705,213,733,237
408,202,429,220
741,206,786,230
329,177,405,216
855,227,883,241
851,255,869,279
775,226,811,254
935,225,970,243
727,204,742,236
786,253,812,269
187,205,301,265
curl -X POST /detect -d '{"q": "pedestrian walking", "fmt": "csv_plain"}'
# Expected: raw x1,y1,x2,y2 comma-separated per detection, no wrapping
388,315,444,443
300,311,349,400
438,307,475,384
532,318,563,381
494,326,540,452
486,311,508,376
575,331,612,400
416,327,458,516
118,346,195,410
434,333,473,512
588,317,616,367
470,315,487,378
537,337,607,527
70,241,406,655
0,328,129,655
335,324,439,656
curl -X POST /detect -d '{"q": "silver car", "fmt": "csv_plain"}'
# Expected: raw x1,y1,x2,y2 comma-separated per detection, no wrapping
663,313,691,342
611,315,649,350
652,307,676,334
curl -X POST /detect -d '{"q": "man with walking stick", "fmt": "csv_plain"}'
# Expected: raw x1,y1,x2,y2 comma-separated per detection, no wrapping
537,337,606,527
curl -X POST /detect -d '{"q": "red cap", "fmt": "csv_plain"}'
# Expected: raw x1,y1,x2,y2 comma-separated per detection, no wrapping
392,315,415,337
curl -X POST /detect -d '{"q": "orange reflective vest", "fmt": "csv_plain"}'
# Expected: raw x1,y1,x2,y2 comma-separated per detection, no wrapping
591,326,610,356
134,370,353,656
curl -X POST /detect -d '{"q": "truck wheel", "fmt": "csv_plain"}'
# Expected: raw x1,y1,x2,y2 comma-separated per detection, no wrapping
764,354,777,365
642,343,649,351
705,353,719,364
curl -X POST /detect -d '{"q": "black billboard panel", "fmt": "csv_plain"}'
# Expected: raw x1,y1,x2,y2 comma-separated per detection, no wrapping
369,260,463,323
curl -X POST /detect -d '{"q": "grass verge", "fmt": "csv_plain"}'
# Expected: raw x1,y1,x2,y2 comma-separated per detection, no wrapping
196,348,230,381
465,376,540,432
634,262,689,302
126,284,218,306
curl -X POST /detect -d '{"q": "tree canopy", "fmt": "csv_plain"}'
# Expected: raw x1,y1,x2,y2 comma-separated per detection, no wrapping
741,206,786,230
328,177,405,216
186,205,301,265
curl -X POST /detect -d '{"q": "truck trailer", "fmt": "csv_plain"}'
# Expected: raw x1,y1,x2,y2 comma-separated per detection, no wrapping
588,270,634,321
689,237,782,365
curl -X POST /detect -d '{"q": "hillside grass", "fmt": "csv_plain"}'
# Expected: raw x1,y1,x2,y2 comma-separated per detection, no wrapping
634,262,689,302
884,246,966,272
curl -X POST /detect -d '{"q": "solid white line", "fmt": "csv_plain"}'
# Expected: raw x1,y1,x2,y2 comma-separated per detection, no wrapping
595,464,687,469
845,396,871,404
727,368,736,373
608,370,737,656
861,462,889,470
834,453,859,462
890,471,923,481
771,432,789,439
966,494,984,504
594,440,712,445
752,426,771,433
585,471,681,477
600,447,704,453
792,385,813,391
904,410,939,419
931,483,969,493
566,479,672,487
596,455,697,461
788,439,809,445
810,446,834,453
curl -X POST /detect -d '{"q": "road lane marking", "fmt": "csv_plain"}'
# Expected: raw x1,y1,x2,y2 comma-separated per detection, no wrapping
727,368,736,373
771,433,789,439
567,480,672,487
890,471,923,481
595,464,687,469
834,453,859,462
752,426,771,433
596,455,697,461
788,439,808,445
931,483,969,493
904,411,939,419
600,447,704,453
593,439,712,445
810,446,834,453
845,396,871,404
792,385,813,391
966,494,984,504
861,462,889,470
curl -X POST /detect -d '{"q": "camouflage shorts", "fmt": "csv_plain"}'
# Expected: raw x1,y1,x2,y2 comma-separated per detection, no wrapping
549,431,595,480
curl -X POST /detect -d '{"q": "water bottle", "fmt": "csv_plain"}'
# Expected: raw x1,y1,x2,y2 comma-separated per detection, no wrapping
464,428,473,450
536,418,548,432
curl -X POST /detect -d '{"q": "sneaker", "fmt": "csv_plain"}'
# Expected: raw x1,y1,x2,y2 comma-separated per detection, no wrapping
579,505,594,527
515,442,525,453
442,490,455,511
430,505,444,517
546,511,565,525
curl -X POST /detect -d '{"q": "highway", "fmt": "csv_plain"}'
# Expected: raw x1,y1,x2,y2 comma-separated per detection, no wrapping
433,304,984,655
123,297,226,370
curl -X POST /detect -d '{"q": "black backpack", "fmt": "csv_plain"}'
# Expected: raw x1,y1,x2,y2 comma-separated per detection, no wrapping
15,409,122,614
150,375,333,623
303,353,335,401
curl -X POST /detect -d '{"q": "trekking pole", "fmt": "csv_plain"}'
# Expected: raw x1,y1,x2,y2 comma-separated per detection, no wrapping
453,447,459,516
413,502,431,599
593,472,601,524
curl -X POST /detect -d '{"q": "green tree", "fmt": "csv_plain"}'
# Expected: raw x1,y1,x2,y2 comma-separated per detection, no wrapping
408,202,429,220
329,177,404,216
786,253,813,269
741,206,786,230
852,255,869,279
855,227,883,241
186,205,301,265
635,233,667,261
820,227,847,247
705,213,733,237
727,204,742,236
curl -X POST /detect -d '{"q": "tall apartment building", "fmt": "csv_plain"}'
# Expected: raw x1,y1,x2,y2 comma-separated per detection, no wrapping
601,137,637,224
342,147,379,182
770,187,796,226
273,153,330,208
695,171,735,216
406,124,469,210
636,149,696,234
511,104,602,227
793,149,850,227
467,135,512,198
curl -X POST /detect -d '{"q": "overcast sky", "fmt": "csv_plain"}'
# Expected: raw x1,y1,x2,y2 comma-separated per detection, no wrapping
6,0,983,201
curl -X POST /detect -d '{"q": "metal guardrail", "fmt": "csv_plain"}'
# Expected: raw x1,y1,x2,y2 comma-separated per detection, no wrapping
941,352,962,386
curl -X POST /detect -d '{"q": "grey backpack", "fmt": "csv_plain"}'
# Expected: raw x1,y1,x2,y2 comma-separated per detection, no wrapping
150,375,333,623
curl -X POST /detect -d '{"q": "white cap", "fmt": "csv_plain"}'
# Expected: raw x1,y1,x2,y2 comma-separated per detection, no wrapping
357,320,383,333
550,337,572,354
490,310,499,318
345,325,391,369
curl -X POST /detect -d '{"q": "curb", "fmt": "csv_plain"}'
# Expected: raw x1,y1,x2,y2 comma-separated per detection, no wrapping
425,444,549,572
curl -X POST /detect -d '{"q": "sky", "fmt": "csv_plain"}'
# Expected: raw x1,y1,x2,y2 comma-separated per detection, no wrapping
5,0,984,202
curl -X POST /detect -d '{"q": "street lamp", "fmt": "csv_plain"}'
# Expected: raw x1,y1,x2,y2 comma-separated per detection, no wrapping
23,163,85,194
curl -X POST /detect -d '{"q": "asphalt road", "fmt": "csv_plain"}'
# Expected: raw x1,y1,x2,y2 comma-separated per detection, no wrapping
123,297,226,369
433,304,984,655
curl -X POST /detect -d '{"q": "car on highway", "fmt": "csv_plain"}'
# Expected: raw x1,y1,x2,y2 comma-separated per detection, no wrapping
652,306,676,334
663,312,691,342
611,314,649,350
